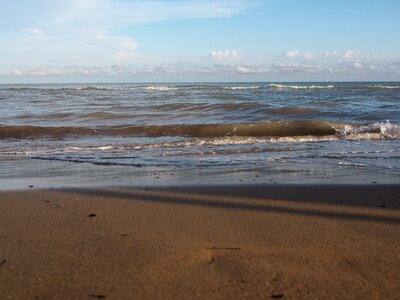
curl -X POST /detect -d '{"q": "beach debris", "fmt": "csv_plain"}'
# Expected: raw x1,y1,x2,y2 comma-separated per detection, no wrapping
29,185,34,188
87,213,97,218
88,293,106,299
0,259,6,267
379,204,387,208
271,294,284,299
206,247,241,250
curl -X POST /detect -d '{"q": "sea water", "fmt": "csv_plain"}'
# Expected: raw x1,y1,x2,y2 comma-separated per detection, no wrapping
1,82,399,189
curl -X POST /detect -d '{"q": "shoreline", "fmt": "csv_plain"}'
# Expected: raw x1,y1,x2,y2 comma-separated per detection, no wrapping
2,157,400,192
1,184,399,299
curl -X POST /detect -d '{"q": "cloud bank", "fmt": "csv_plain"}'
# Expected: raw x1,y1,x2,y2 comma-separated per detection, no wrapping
0,1,399,82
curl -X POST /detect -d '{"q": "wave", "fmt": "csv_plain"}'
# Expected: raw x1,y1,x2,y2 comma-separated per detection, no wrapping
76,86,114,91
334,121,400,139
268,83,400,90
3,83,400,92
264,107,319,115
268,84,335,89
142,86,180,91
142,85,263,91
364,85,400,89
223,86,263,90
79,112,132,120
3,87,34,91
1,121,399,140
3,86,117,92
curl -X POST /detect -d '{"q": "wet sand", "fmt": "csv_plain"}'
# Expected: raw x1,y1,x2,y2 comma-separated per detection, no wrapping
0,184,399,299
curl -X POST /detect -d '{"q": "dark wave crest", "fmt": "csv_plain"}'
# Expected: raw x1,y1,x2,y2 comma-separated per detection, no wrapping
1,121,399,139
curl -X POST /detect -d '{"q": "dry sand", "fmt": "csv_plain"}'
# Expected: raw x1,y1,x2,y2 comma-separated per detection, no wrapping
0,184,399,299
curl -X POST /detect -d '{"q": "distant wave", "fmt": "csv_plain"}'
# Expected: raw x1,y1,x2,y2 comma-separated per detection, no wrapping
3,83,400,92
268,83,400,90
3,87,33,91
364,85,400,89
223,86,263,90
142,86,180,91
142,85,263,91
1,121,399,140
268,84,335,89
76,86,114,91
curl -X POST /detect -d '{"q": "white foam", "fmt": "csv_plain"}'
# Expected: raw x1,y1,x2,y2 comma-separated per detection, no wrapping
223,86,262,90
143,86,180,91
336,121,400,140
366,85,400,89
338,161,370,167
269,84,335,89
268,135,339,143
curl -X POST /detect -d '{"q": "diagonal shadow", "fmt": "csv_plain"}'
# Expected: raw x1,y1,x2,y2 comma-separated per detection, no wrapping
63,185,400,224
163,184,400,210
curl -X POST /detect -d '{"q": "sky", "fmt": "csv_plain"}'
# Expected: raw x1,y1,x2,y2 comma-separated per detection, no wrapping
1,0,400,83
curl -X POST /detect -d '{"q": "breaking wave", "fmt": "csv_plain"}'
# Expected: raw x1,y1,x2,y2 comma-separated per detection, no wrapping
142,86,180,91
268,83,400,90
223,86,263,90
1,121,399,140
3,83,400,92
364,85,400,89
76,86,114,91
268,84,335,89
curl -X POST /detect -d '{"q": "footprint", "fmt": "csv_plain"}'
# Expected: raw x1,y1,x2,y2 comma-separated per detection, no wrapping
0,259,6,267
206,247,241,250
88,294,106,299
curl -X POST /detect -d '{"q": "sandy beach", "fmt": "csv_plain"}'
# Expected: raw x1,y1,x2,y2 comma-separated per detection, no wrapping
0,184,399,299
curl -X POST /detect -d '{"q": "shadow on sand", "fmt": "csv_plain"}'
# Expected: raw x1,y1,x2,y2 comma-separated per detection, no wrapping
62,184,400,224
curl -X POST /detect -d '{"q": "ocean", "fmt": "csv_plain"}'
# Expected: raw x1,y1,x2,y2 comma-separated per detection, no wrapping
1,82,399,189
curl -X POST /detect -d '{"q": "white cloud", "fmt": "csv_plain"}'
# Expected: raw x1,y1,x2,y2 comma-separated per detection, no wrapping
271,63,322,73
13,70,24,76
27,28,44,35
106,0,252,25
353,62,363,69
1,1,252,68
4,59,400,82
111,51,137,60
285,50,365,61
55,0,104,24
323,51,340,58
344,49,357,59
95,34,138,48
235,65,267,74
211,50,242,61
91,34,139,60
286,51,313,59
286,51,300,58
54,0,253,27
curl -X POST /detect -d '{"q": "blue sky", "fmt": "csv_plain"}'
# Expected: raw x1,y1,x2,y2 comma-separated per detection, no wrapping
1,0,399,83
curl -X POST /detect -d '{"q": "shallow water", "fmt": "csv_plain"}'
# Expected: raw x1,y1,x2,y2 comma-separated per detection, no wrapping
1,82,399,188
